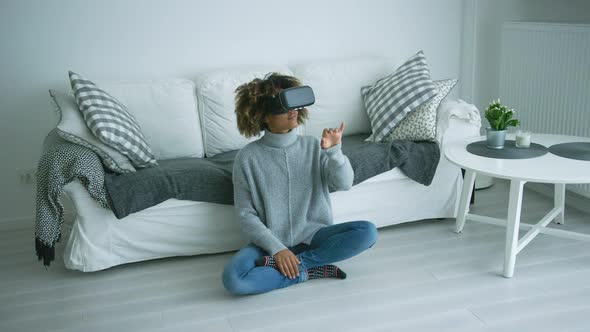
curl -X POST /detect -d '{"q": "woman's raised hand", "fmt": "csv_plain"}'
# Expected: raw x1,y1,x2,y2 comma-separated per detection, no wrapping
321,122,345,149
273,249,300,279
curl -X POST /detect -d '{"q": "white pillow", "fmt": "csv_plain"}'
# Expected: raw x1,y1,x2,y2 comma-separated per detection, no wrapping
196,66,301,157
100,79,204,160
290,57,399,138
50,89,136,173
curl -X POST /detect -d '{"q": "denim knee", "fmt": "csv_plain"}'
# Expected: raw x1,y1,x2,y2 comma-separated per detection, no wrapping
357,220,378,248
222,264,250,295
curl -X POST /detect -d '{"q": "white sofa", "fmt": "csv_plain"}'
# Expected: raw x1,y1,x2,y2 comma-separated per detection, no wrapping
59,56,481,272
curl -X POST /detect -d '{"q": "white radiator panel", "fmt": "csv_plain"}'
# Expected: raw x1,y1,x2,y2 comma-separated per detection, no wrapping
500,22,590,198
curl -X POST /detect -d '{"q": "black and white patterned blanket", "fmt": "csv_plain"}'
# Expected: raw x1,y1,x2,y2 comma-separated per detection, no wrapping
35,130,110,266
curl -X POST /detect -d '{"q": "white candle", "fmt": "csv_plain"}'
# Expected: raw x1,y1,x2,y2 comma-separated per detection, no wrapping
516,130,531,148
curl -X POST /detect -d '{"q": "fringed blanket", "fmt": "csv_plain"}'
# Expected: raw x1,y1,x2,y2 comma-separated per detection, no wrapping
35,130,109,266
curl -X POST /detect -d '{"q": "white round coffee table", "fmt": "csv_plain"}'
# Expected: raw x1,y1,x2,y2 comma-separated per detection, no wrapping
445,134,590,278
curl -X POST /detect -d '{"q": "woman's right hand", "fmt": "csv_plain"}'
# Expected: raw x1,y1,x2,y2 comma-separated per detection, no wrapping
274,249,301,279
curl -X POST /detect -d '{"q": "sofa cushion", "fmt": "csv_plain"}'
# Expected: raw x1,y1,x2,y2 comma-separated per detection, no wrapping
100,79,204,160
50,89,136,173
362,51,437,143
196,66,301,157
290,57,398,138
69,71,158,168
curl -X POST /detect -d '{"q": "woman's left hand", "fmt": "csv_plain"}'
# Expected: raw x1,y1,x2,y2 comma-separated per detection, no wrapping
321,122,345,149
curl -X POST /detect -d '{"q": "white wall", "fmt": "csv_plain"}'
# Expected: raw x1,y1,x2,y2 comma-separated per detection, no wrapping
0,0,464,222
464,0,590,120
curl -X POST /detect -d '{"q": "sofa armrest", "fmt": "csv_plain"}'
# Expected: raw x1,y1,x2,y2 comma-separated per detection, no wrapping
436,98,482,148
40,129,109,211
435,99,480,206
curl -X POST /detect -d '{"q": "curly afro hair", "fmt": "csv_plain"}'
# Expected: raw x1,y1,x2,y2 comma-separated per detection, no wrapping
234,72,309,138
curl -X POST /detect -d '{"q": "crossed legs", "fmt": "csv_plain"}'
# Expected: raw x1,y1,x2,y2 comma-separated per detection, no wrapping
222,220,377,295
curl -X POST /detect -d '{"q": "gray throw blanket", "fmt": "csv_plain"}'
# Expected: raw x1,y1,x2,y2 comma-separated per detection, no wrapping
341,135,440,186
35,130,109,266
105,150,237,219
105,134,440,219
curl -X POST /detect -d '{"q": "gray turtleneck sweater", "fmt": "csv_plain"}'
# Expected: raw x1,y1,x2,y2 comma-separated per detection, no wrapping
232,129,354,256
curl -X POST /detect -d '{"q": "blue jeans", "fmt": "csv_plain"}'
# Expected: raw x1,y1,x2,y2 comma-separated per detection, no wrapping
222,220,378,295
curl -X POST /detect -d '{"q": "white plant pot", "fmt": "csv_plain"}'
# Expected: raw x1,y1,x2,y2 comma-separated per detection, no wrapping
486,127,506,149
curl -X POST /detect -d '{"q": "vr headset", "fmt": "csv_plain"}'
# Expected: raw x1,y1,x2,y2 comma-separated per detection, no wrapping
267,85,315,115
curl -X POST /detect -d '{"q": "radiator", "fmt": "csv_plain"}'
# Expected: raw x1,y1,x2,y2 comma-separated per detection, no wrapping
499,22,590,198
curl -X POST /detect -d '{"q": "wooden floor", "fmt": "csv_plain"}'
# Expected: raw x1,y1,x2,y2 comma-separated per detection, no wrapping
1,179,590,332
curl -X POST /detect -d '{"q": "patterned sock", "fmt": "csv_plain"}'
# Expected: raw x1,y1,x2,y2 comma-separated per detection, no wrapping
255,256,277,268
307,265,347,280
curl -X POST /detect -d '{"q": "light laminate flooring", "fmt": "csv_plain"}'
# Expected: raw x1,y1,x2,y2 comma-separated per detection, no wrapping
1,179,590,332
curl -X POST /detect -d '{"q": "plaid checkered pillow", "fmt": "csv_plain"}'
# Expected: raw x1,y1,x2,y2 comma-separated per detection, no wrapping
69,71,157,168
362,51,437,142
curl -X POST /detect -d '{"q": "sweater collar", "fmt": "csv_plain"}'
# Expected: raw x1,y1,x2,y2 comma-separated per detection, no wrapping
260,128,298,148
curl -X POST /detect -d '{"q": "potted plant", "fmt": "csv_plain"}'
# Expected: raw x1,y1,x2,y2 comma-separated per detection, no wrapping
484,99,520,149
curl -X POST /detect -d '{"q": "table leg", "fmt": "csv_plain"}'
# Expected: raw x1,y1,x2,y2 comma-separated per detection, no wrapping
455,169,476,234
461,169,476,205
503,179,525,278
554,183,565,225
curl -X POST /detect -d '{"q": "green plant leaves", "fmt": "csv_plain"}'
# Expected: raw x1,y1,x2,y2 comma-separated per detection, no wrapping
485,100,519,130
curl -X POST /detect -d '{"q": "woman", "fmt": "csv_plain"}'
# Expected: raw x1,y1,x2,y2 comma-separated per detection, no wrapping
222,73,377,295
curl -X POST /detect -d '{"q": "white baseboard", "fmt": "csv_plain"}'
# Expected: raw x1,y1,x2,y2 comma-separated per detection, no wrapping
526,182,590,215
0,212,76,231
